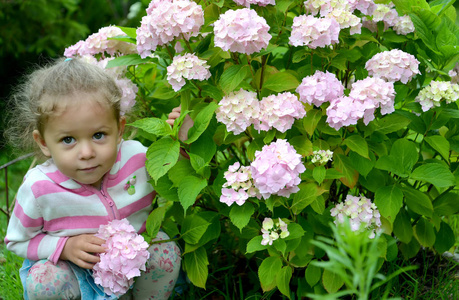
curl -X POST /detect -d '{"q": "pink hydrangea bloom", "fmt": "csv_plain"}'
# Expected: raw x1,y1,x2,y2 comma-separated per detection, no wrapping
330,194,382,239
213,8,271,55
304,0,350,16
136,0,204,58
116,78,138,115
216,89,260,135
220,162,260,206
349,77,396,124
351,0,376,15
254,92,306,133
365,49,420,84
233,0,275,6
326,96,369,129
449,63,459,83
296,70,344,107
166,53,211,91
415,81,459,111
93,219,150,296
327,9,362,34
289,15,340,49
251,139,305,199
65,26,136,58
393,15,415,35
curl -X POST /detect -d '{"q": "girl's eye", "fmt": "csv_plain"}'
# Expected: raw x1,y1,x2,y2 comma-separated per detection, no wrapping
93,132,105,140
62,137,75,145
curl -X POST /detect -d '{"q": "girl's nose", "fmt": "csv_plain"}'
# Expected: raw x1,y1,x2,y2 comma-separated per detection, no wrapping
78,141,96,159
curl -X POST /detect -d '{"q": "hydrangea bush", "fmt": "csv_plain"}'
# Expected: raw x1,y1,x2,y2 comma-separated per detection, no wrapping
65,0,459,297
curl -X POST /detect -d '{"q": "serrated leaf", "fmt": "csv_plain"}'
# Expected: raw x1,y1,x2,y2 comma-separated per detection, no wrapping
322,269,344,294
375,185,404,223
183,246,209,289
313,166,326,185
402,186,434,217
263,71,300,92
434,221,455,253
106,53,151,68
178,176,207,212
185,102,218,144
291,182,318,214
229,203,255,231
246,236,266,253
219,65,250,94
146,137,180,183
393,209,413,244
146,206,167,238
415,217,436,247
150,176,179,202
129,118,172,137
277,266,293,299
303,109,322,136
259,256,283,292
305,262,322,287
411,163,455,188
344,135,369,158
433,192,459,215
373,114,411,134
334,154,359,189
181,214,210,244
425,135,450,162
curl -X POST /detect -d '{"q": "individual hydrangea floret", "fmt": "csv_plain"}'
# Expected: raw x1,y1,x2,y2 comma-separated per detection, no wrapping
326,96,367,130
289,15,340,49
220,162,260,206
64,26,137,58
449,63,459,84
233,0,275,7
213,8,271,55
415,81,459,111
166,53,211,91
393,15,415,35
93,219,150,296
251,139,305,199
330,194,382,239
296,70,345,107
349,77,396,124
365,49,420,84
254,92,306,133
216,89,260,135
261,217,290,246
311,149,333,165
136,0,204,58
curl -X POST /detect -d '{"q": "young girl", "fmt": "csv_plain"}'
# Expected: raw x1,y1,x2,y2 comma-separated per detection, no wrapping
4,58,181,300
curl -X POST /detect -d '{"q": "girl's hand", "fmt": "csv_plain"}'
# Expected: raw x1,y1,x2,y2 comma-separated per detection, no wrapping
60,234,106,269
167,105,194,142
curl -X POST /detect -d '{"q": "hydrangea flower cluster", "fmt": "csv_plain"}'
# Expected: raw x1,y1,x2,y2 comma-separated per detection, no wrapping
136,0,204,58
448,63,459,83
326,96,368,130
261,217,290,246
330,194,382,238
365,49,420,84
220,162,260,206
216,89,260,135
64,26,137,58
363,2,415,35
349,77,396,124
213,8,271,55
166,53,211,91
311,149,333,165
93,219,150,296
296,70,344,107
254,92,306,133
233,0,275,7
289,15,340,49
415,81,459,111
251,139,306,199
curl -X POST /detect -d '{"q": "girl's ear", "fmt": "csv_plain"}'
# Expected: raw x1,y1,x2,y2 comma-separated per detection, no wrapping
117,117,126,143
33,130,51,157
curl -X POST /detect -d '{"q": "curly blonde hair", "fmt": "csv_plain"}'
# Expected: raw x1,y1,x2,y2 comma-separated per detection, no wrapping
5,58,122,156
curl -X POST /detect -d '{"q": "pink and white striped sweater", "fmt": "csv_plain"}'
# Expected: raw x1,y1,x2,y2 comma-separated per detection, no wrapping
5,140,155,264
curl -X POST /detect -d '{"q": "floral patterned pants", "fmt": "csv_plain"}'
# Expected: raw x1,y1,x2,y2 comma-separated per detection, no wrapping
25,231,181,300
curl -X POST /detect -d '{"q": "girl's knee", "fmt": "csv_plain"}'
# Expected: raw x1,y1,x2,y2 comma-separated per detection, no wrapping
26,260,79,300
146,232,182,274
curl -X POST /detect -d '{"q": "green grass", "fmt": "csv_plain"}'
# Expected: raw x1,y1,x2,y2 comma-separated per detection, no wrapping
0,246,24,300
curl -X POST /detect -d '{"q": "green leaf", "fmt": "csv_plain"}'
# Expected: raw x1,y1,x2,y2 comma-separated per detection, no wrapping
146,206,167,238
343,135,369,159
334,154,359,189
229,203,255,231
181,214,210,245
246,236,266,253
196,211,221,246
393,209,413,244
303,109,322,136
106,53,150,68
183,246,209,289
259,256,283,292
178,176,207,212
414,217,436,247
185,102,218,144
424,135,450,162
291,182,319,214
373,114,411,134
375,185,404,223
400,237,421,259
433,192,459,215
410,163,455,188
277,266,293,299
392,0,430,15
150,176,179,202
322,269,344,294
390,139,419,172
402,186,434,217
146,137,180,183
305,262,322,287
349,151,374,178
288,135,313,157
312,166,326,185
263,71,300,92
129,117,172,137
117,26,137,38
434,221,455,253
168,160,196,187
219,65,250,94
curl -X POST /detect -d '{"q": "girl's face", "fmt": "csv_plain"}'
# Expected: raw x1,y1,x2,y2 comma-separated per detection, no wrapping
33,92,125,188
